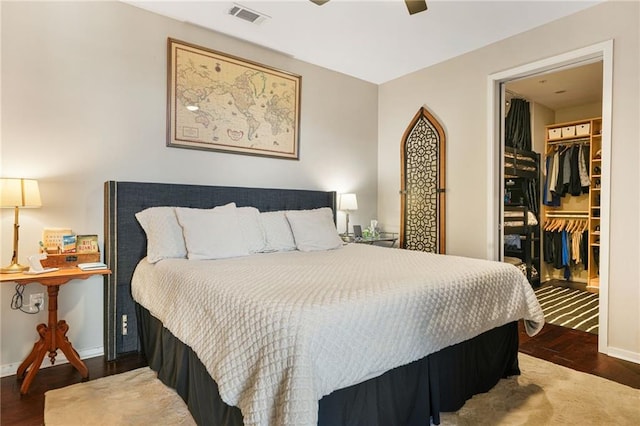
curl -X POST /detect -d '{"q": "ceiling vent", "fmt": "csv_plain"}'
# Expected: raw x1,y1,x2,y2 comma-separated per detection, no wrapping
228,4,270,25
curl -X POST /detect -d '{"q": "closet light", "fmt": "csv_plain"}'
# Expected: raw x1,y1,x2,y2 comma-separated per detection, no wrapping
186,105,199,111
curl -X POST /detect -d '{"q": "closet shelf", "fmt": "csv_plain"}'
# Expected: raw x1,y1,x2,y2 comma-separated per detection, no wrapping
544,117,602,289
547,136,591,144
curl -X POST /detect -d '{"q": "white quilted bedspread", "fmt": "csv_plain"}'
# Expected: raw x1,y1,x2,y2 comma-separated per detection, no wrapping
132,244,544,426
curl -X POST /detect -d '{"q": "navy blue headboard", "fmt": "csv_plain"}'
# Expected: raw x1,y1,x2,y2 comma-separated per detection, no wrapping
104,181,337,360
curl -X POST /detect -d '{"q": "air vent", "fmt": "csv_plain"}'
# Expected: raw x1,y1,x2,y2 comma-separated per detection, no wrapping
228,4,270,25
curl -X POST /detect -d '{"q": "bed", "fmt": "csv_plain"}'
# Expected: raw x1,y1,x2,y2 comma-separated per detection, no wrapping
104,181,544,426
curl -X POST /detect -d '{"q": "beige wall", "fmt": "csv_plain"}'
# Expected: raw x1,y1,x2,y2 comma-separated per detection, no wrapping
555,101,603,123
0,2,379,373
379,1,639,360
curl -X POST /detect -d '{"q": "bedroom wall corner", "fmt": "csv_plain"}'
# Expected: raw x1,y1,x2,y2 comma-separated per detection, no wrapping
377,0,639,361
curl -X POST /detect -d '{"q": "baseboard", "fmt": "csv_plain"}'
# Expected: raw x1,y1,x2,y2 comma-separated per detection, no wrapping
0,346,104,378
606,346,640,365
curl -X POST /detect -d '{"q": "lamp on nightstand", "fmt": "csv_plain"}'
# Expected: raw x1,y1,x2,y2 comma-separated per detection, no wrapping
338,193,358,236
1,178,42,273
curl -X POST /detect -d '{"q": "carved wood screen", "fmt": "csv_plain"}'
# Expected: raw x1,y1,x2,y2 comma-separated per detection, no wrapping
400,106,446,253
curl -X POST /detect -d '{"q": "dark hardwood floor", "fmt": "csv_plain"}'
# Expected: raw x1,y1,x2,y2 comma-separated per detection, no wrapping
518,321,640,389
2,324,639,425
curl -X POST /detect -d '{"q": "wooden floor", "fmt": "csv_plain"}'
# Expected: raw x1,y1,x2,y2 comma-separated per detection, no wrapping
2,323,639,426
518,322,640,389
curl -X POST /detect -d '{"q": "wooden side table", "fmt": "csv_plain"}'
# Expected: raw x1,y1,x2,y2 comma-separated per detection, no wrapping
0,267,111,394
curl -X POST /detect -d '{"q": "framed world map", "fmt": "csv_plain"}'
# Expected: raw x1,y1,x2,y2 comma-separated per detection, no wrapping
167,38,301,159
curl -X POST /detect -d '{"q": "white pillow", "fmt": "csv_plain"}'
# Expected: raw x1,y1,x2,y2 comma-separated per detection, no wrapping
260,211,296,252
175,203,250,260
285,208,343,252
135,207,186,263
236,206,267,253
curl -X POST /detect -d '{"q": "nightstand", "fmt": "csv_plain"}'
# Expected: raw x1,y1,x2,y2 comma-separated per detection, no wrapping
0,267,111,394
349,232,398,247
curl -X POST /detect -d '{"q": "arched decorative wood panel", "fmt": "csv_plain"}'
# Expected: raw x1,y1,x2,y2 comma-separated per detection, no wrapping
400,106,446,253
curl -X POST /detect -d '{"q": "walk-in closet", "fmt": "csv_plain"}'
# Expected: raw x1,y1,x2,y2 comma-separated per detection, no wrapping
503,60,603,335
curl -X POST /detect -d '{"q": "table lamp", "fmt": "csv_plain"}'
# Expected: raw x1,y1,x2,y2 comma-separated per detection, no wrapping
1,178,42,273
338,193,358,236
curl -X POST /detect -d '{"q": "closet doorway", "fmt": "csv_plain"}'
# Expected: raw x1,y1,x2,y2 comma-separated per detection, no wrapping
503,61,602,335
488,40,612,354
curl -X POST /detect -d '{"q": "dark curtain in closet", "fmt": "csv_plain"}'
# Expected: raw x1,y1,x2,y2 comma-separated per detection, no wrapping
505,98,532,151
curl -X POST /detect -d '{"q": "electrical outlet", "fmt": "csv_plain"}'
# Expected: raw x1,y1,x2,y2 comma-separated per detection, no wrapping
122,314,128,336
30,293,45,312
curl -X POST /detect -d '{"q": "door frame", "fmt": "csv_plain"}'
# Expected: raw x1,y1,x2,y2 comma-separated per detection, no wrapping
486,40,613,354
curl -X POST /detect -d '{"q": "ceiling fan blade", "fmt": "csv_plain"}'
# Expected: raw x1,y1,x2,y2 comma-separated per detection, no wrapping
309,0,330,5
405,0,428,15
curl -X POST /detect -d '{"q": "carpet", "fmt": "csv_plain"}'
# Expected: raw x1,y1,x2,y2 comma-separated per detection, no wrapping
45,354,639,425
44,367,196,425
440,353,639,425
534,285,598,334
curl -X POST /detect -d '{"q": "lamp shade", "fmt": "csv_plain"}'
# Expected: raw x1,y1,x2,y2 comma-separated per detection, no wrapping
338,193,358,211
0,178,42,208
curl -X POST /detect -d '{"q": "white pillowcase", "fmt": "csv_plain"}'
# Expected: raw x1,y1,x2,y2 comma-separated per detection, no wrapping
260,211,296,252
285,208,343,252
175,203,250,260
135,207,187,263
236,206,267,253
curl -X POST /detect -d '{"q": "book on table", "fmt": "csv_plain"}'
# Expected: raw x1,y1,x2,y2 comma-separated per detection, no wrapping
77,262,108,271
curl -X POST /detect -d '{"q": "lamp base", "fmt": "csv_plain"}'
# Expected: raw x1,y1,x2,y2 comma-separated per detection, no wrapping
1,263,29,274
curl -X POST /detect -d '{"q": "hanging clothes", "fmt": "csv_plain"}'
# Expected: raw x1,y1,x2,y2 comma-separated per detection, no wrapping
547,143,592,199
505,98,532,151
562,148,572,195
543,220,589,280
553,148,568,197
569,145,583,196
543,153,561,207
578,144,590,193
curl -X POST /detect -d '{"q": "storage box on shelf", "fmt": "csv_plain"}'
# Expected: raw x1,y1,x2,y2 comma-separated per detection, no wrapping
576,123,591,136
561,125,576,138
548,128,562,139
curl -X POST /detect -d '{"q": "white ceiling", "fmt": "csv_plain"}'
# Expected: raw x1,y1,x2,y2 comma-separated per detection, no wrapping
125,0,602,84
507,60,603,110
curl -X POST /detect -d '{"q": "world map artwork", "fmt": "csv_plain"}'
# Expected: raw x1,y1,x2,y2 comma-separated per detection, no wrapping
169,40,300,159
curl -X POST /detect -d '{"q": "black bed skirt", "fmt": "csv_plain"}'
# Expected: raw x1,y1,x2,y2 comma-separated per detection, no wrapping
136,304,520,426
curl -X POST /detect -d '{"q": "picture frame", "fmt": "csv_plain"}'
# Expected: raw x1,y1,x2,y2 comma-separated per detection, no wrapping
167,38,301,159
76,234,100,253
42,228,73,253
